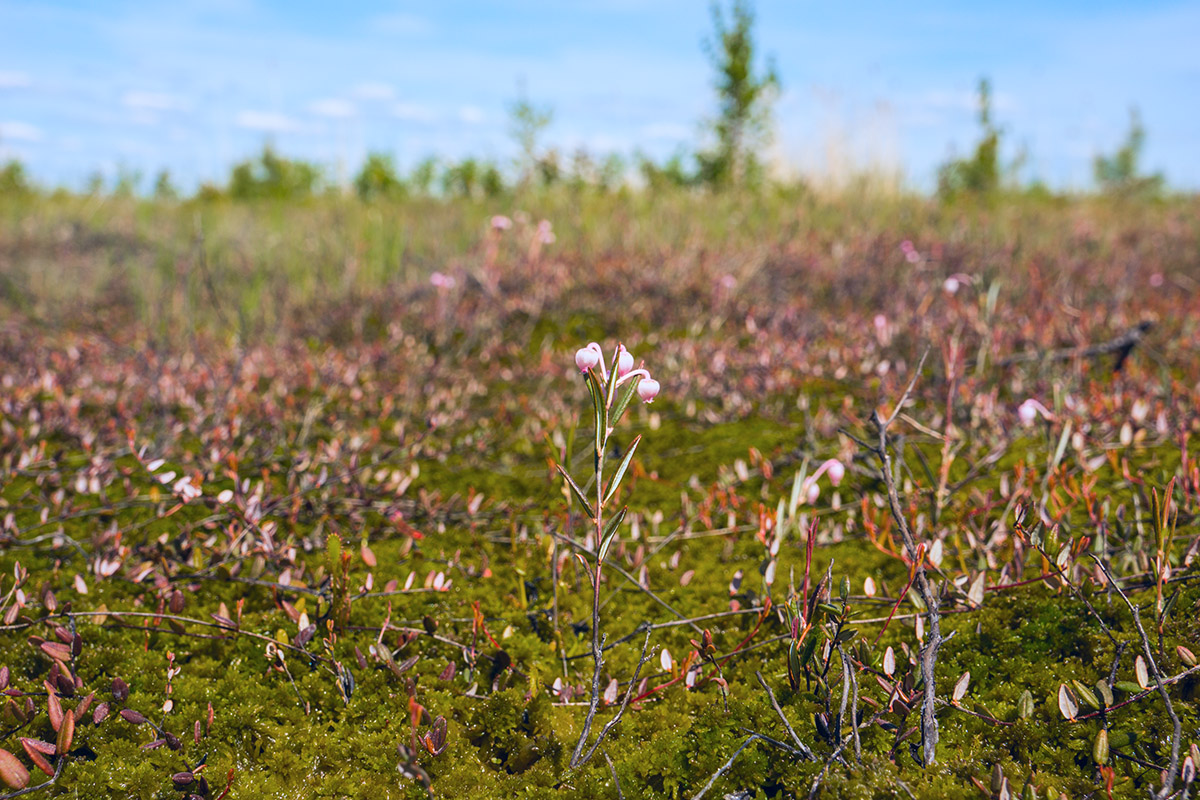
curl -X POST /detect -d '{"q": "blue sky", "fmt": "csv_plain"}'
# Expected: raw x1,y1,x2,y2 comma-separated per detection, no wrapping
1,0,1197,191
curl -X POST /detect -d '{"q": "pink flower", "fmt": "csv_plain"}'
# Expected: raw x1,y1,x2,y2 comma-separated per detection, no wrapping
943,276,960,295
1018,398,1053,426
536,219,555,244
491,215,512,231
637,377,660,403
430,271,456,289
826,460,845,486
575,343,602,373
616,345,634,378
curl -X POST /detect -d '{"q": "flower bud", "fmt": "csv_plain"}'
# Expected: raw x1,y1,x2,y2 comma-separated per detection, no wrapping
1018,400,1038,427
575,346,601,373
637,378,660,404
616,345,634,378
806,482,820,504
827,460,845,486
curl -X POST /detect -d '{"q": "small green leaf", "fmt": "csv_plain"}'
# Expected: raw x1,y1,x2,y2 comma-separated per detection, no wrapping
1113,681,1143,695
799,633,819,667
597,506,628,563
1107,730,1136,749
604,352,620,418
1017,689,1034,719
1071,679,1100,710
1093,728,1109,765
603,435,641,505
588,371,606,456
1094,680,1113,708
952,671,971,704
1057,684,1078,720
834,627,858,644
556,464,595,519
609,375,641,430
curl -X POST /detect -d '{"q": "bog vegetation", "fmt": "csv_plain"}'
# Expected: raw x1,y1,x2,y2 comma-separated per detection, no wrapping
0,4,1197,800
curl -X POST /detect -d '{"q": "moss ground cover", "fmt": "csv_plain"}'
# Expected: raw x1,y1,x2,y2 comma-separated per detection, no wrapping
1,191,1199,798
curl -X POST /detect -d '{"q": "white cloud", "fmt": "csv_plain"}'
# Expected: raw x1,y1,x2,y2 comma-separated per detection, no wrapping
235,110,302,133
0,71,32,89
309,98,356,119
122,91,190,112
457,105,484,124
0,121,42,142
352,82,395,102
393,103,437,123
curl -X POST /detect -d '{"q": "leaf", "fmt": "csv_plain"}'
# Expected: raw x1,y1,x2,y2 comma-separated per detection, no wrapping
1071,679,1099,710
597,507,628,564
952,671,971,704
1134,655,1150,689
56,707,74,755
1113,681,1143,695
603,435,642,505
587,370,605,458
1057,684,1078,720
1017,689,1034,719
966,573,985,608
609,375,641,430
882,647,896,677
1093,728,1109,765
555,464,595,519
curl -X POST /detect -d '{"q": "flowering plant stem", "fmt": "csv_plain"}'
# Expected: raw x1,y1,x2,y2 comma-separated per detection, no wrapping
561,343,657,769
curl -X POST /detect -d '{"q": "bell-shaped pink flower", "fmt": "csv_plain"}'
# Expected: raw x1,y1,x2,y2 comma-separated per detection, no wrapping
826,460,845,486
575,343,602,373
491,215,512,231
806,482,820,504
616,345,634,378
637,377,660,403
1018,398,1052,427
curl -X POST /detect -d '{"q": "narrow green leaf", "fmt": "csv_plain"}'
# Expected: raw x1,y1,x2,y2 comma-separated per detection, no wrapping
610,375,642,430
1071,679,1099,710
556,464,595,519
1050,419,1072,472
788,464,808,517
603,435,641,505
597,506,628,563
587,371,605,457
1017,689,1034,719
604,352,620,421
1093,728,1109,765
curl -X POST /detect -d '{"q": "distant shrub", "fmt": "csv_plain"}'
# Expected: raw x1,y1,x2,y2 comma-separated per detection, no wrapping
153,169,179,200
638,150,696,190
1094,108,1163,199
937,79,1001,200
354,152,406,201
0,160,33,196
229,145,321,200
409,156,439,195
697,0,779,189
508,84,554,188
